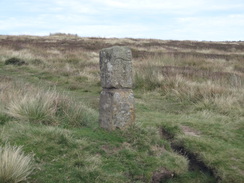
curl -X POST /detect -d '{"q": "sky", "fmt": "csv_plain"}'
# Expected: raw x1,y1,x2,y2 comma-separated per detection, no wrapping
0,0,244,41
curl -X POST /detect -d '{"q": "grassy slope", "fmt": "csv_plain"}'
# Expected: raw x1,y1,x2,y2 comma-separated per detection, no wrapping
0,65,189,183
0,35,243,182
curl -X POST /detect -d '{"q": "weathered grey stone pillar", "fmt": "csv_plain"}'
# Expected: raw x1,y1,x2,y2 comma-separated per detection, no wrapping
99,46,135,130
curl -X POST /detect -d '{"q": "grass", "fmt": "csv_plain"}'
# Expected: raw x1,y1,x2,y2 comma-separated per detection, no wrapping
133,50,244,183
0,80,98,128
133,58,244,182
0,145,34,183
0,122,188,182
0,35,243,182
134,54,244,117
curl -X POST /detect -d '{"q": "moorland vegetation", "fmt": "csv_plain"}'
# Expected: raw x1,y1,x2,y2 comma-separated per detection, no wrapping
0,34,243,182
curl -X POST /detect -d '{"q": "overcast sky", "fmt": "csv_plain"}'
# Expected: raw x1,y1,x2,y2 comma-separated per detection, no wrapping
0,0,243,41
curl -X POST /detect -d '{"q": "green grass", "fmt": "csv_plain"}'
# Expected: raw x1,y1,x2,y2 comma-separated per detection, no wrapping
0,73,210,183
0,122,188,183
0,70,188,182
134,90,244,183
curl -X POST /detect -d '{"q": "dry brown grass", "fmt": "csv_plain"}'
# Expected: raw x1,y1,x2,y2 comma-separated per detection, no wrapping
0,145,34,183
0,42,100,82
1,35,243,116
134,54,244,115
0,79,98,127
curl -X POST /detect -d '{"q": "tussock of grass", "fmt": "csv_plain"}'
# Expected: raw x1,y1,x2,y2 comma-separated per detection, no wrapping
0,80,98,128
6,91,58,125
0,145,34,183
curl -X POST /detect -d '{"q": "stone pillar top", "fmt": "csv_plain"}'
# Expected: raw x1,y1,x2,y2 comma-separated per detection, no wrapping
100,46,132,62
100,46,133,89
